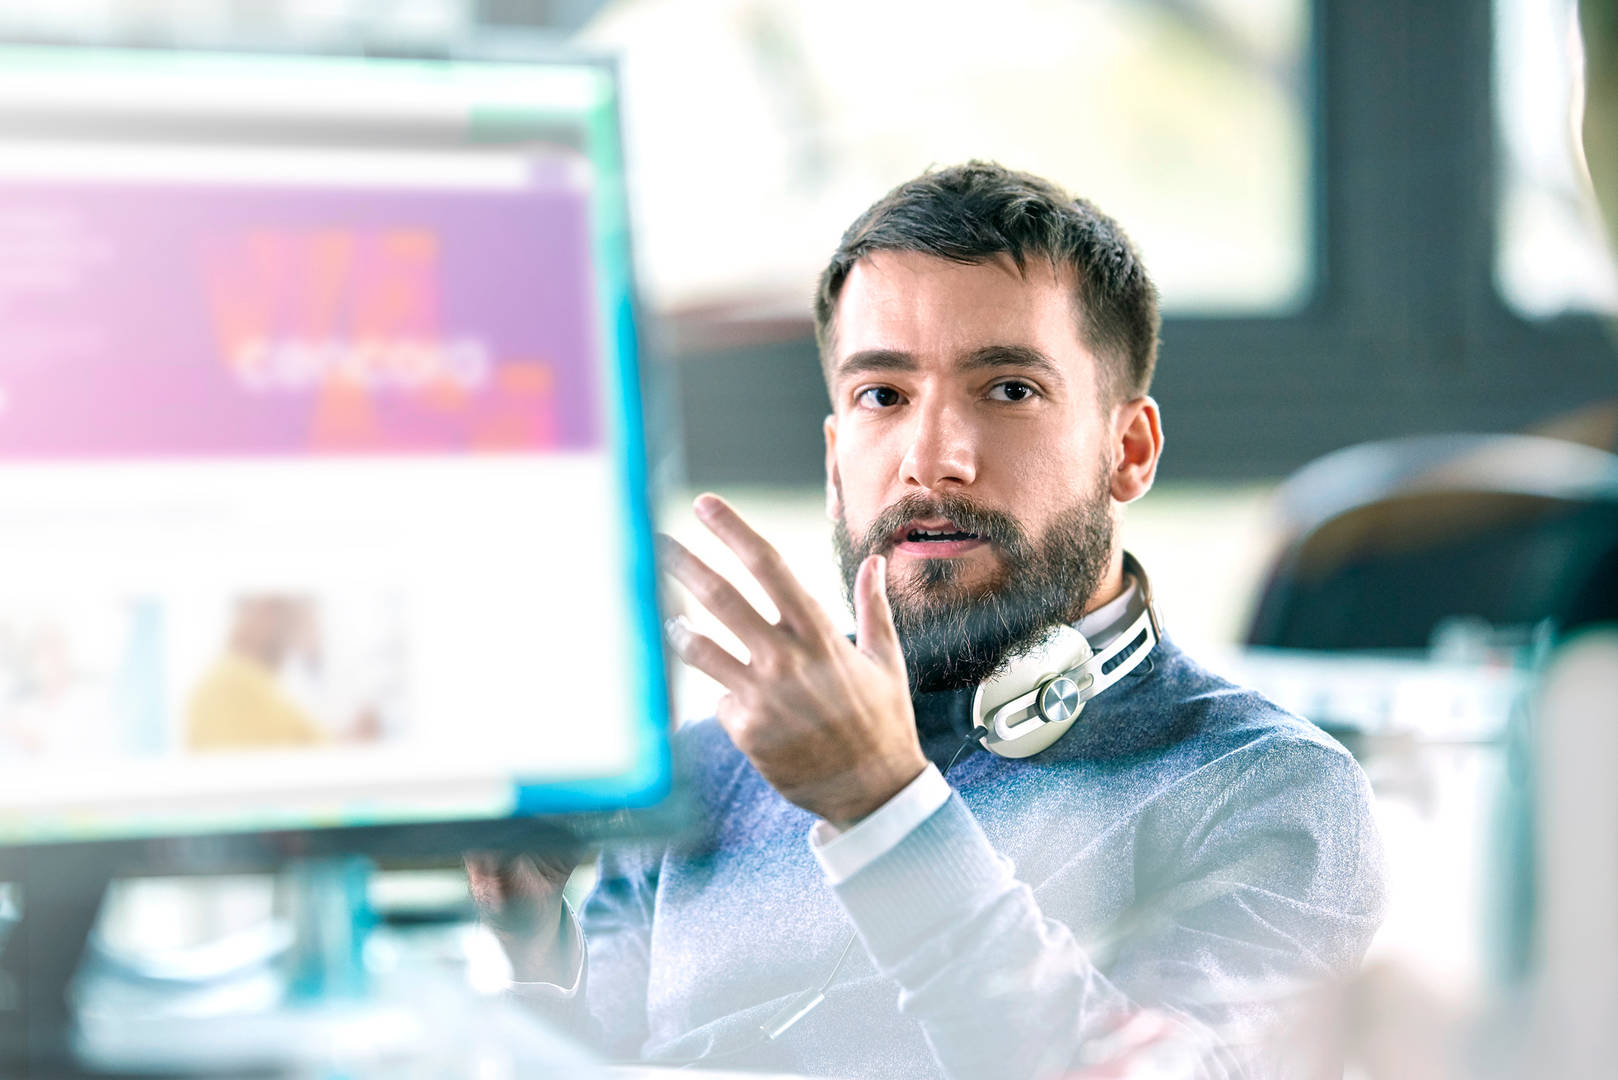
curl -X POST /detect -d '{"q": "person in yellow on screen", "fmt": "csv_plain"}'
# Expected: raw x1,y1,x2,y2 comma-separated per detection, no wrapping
185,595,335,751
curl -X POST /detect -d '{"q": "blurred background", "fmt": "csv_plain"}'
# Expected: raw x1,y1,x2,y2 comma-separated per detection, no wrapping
1,1,1616,1077
0,0,1610,639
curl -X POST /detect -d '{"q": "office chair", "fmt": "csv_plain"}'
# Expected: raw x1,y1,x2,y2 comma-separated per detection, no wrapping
1246,433,1618,651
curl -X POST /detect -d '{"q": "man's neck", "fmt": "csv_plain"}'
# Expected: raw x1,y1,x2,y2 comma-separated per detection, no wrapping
1081,550,1128,617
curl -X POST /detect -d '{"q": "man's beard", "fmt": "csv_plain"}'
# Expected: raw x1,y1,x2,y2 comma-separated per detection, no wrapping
832,472,1114,694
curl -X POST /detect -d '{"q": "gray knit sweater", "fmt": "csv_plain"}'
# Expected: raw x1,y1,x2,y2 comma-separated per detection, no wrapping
565,636,1386,1078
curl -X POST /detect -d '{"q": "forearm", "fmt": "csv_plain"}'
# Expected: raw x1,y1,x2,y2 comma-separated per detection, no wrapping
495,893,580,984
500,897,602,1039
502,891,659,1061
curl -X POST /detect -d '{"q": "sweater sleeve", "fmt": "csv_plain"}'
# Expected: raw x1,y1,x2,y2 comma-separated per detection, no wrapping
829,737,1386,1080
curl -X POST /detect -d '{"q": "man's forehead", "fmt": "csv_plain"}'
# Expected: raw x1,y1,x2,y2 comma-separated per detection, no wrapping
842,249,1069,297
830,250,1086,375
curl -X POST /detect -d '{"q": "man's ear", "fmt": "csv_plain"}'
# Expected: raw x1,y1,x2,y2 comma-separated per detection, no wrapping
823,413,841,521
1110,396,1163,504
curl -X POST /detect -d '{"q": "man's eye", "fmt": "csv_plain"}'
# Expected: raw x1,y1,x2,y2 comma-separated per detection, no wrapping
989,380,1038,402
856,386,902,408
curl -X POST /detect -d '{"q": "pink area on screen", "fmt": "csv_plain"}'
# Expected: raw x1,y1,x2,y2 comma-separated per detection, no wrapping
0,172,601,459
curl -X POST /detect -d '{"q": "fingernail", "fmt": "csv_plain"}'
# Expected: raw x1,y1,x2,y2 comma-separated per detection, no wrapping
874,555,887,589
663,614,690,644
693,493,720,520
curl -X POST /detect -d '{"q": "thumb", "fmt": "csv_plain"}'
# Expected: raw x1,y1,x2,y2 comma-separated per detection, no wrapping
855,554,903,673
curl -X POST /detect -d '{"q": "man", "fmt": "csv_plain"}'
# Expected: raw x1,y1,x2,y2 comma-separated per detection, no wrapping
469,162,1385,1078
187,596,327,751
187,595,384,751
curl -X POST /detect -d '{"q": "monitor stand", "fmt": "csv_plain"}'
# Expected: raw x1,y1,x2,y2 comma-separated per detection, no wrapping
0,849,113,1075
283,855,375,1003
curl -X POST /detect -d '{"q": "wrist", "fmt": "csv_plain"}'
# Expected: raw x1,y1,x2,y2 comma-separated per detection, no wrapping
825,753,929,830
494,897,571,982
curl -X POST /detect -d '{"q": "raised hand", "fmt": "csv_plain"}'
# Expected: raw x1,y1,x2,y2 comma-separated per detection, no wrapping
660,493,927,827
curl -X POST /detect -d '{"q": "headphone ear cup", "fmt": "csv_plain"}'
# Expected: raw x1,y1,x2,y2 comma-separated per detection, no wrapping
971,626,1093,759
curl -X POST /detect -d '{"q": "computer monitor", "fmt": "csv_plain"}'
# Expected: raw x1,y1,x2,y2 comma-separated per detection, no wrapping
0,44,675,873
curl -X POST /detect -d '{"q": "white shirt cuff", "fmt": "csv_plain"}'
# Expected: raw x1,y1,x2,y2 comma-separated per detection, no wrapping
809,764,951,885
505,897,584,1000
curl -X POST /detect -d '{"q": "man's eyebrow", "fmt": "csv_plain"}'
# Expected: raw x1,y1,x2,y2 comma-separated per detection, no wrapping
834,344,1067,383
835,349,917,381
960,345,1065,382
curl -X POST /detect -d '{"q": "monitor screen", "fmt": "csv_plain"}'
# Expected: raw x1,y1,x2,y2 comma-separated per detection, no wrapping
0,46,672,850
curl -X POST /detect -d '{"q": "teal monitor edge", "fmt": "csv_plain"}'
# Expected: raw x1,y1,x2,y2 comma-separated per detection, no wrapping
513,61,674,815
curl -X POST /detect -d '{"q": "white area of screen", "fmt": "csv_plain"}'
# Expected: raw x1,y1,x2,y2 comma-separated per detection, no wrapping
0,47,610,123
0,140,543,189
0,454,643,840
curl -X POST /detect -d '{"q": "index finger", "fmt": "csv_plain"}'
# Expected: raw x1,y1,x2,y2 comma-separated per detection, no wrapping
692,493,833,637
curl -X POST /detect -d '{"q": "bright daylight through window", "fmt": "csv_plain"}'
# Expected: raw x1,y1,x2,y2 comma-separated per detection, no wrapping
580,0,1314,319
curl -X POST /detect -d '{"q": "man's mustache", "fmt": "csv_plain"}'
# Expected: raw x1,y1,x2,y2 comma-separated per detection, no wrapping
859,493,1031,558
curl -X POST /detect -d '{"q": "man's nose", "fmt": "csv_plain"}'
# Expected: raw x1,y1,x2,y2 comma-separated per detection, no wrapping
899,400,978,491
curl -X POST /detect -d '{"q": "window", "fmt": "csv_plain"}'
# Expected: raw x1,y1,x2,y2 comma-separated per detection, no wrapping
579,0,1315,319
1495,0,1618,316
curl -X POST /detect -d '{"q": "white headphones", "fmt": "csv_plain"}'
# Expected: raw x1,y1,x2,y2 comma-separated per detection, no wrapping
971,552,1161,758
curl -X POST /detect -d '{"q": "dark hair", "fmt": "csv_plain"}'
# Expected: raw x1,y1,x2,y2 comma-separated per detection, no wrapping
813,161,1160,404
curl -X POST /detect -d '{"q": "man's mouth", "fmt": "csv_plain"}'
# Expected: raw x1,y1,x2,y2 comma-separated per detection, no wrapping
891,519,987,557
905,526,979,542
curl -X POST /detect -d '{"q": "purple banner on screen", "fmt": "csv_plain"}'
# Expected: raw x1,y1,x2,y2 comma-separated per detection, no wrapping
0,168,600,458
